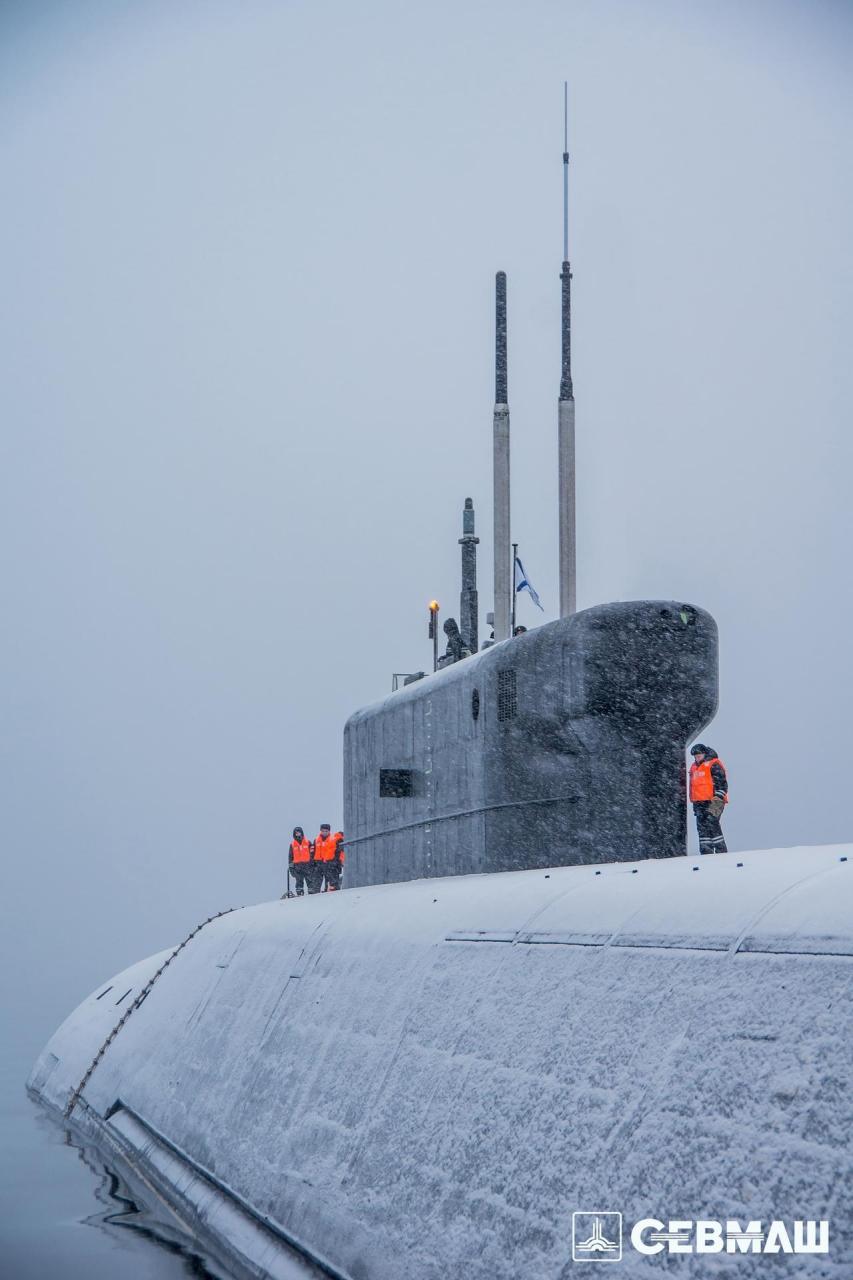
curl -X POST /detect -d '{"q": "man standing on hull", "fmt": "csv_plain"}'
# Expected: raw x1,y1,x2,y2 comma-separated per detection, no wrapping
689,744,728,855
288,826,314,895
313,824,344,891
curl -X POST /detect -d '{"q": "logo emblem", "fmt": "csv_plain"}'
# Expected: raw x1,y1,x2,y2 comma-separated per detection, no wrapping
572,1212,623,1262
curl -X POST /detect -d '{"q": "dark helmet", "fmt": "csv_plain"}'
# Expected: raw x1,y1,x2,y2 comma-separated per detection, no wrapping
690,744,711,757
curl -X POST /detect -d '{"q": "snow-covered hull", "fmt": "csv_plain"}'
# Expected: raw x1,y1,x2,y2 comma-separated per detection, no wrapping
29,845,853,1278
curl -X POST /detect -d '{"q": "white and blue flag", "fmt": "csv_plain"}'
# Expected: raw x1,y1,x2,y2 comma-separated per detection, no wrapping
514,555,544,611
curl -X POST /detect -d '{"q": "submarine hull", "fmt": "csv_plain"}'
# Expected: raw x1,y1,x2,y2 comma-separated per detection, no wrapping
29,845,853,1279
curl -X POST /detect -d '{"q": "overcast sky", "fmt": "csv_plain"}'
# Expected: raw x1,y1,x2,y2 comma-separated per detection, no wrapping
2,0,852,1024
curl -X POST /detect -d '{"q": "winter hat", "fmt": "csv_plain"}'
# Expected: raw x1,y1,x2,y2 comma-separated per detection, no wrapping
690,744,710,757
293,826,304,838
320,823,331,832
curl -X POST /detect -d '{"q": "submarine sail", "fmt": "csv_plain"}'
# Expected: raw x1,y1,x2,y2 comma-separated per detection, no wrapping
344,600,718,888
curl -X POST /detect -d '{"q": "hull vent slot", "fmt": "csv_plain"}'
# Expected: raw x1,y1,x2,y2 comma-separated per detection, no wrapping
497,669,517,722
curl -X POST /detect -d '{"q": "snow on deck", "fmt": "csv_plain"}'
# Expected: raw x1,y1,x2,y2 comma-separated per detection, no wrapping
29,844,853,1278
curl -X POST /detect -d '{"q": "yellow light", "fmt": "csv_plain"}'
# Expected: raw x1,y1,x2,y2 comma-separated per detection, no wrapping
428,600,440,612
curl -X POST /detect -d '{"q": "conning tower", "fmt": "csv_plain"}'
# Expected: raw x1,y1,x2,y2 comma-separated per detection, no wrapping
344,97,719,889
344,601,718,888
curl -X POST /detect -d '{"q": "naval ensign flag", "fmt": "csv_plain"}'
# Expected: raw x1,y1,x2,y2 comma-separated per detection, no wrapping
514,556,544,611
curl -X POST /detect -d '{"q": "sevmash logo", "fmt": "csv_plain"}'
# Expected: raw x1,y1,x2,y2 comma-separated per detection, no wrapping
571,1214,829,1261
631,1218,829,1255
572,1213,622,1262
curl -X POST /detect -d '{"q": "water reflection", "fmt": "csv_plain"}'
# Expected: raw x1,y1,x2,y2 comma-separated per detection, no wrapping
65,1127,232,1279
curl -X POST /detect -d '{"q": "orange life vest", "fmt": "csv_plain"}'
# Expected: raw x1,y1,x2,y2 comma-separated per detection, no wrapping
290,837,312,864
314,831,344,862
689,757,727,804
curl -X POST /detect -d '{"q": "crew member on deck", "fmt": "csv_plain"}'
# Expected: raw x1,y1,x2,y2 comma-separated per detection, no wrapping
689,744,728,855
288,826,314,895
313,824,345,891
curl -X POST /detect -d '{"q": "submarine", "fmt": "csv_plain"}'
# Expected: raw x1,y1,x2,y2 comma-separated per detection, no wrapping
28,132,853,1279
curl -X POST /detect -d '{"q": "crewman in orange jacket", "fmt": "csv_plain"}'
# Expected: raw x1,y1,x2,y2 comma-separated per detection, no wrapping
689,744,728,855
288,826,315,895
313,824,345,891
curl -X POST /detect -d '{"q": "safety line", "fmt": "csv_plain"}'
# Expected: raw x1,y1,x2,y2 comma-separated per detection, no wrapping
345,792,580,846
64,907,238,1119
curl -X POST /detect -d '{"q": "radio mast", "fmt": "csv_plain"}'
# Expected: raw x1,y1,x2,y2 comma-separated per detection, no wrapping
558,82,576,617
493,271,511,640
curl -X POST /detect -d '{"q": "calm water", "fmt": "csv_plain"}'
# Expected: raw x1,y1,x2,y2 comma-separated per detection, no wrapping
0,891,237,1280
0,1054,227,1280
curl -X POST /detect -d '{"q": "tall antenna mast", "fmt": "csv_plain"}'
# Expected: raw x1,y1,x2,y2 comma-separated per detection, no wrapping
563,81,569,262
558,81,576,617
493,272,511,641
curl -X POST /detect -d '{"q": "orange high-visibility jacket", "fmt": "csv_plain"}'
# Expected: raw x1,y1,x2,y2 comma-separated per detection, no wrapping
289,838,313,864
689,757,728,804
314,831,344,862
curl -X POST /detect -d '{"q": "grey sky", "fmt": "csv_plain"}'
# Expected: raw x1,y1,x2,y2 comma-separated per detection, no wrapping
2,0,852,1019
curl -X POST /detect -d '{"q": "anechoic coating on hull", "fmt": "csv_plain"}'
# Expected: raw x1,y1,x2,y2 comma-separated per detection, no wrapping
29,845,853,1280
344,601,719,889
